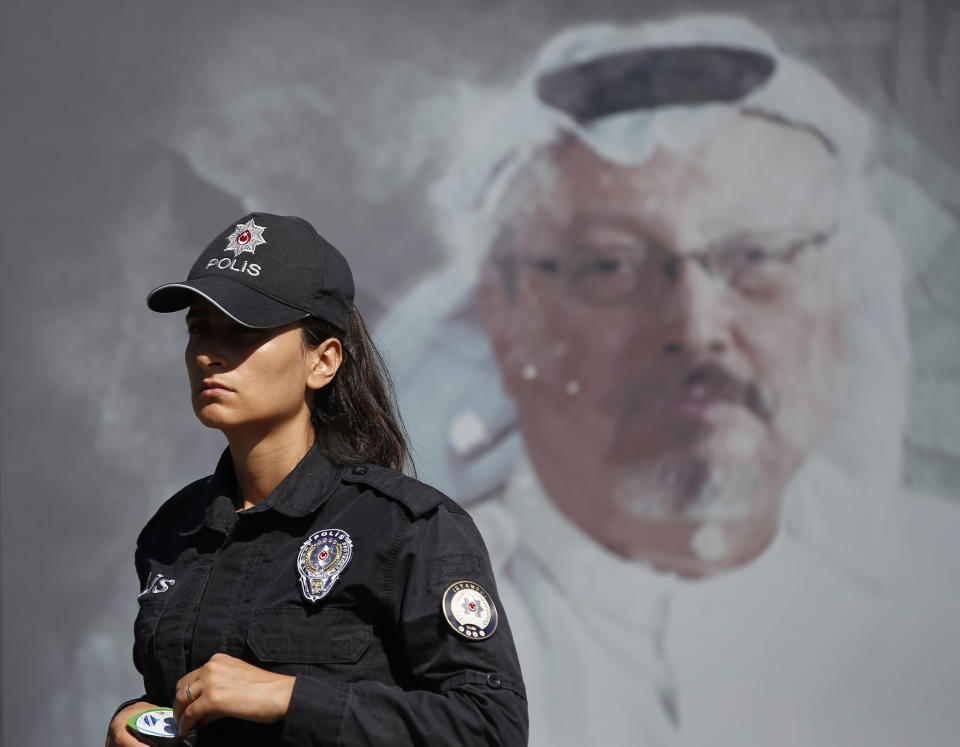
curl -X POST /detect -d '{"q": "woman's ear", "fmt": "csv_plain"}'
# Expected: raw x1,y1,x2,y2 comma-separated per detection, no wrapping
306,337,343,390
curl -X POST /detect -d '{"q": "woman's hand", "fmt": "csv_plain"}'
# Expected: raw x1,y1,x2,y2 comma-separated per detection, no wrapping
105,701,158,746
173,653,296,735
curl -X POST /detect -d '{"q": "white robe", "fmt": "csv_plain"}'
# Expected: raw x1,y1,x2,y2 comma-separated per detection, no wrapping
473,459,960,747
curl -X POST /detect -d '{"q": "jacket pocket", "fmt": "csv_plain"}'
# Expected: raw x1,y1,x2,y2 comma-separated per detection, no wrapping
134,597,168,670
246,605,372,665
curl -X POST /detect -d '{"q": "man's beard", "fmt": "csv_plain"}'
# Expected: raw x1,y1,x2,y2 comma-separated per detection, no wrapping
612,452,767,521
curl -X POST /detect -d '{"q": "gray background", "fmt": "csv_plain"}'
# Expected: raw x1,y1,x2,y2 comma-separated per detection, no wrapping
2,0,958,744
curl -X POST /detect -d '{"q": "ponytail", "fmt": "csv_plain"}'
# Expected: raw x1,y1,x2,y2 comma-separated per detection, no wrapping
302,309,413,474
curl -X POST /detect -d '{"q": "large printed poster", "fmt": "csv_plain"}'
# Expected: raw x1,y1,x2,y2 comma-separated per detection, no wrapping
2,2,958,745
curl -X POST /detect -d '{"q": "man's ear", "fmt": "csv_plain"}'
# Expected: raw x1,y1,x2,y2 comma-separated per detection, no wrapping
306,337,343,391
478,268,521,397
479,268,513,354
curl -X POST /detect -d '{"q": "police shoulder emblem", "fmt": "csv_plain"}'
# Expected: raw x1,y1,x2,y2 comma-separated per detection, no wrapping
225,218,267,257
442,580,498,640
297,528,353,603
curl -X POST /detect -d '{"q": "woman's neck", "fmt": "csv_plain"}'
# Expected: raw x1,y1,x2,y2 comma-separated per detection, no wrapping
226,420,315,510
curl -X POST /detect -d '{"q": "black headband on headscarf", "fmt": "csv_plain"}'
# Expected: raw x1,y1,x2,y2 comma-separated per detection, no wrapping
536,45,776,123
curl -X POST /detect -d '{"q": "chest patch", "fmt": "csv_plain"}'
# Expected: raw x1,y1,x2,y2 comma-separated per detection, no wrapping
442,580,498,640
297,528,354,602
138,572,176,598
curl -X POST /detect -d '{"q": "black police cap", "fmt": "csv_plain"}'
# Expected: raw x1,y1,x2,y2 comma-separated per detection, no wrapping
147,212,354,333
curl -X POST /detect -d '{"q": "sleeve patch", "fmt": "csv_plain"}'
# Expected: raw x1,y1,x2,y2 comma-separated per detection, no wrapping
441,580,499,640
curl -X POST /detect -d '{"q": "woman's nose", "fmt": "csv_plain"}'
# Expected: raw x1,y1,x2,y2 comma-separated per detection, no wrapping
189,335,227,369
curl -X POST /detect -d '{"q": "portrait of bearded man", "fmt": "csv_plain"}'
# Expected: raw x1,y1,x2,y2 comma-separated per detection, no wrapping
379,14,960,747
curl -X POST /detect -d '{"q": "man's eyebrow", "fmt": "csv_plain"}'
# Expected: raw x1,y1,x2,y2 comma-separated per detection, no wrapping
699,225,837,255
711,224,836,242
566,212,663,246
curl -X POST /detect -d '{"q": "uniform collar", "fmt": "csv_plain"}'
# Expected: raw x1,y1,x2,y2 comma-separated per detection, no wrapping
177,452,237,537
189,444,343,533
258,443,344,518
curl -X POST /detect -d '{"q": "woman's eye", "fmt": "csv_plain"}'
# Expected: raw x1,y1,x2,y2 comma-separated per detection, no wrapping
222,327,272,347
233,327,271,343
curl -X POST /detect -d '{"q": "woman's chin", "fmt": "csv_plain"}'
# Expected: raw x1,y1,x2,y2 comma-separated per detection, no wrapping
192,404,235,431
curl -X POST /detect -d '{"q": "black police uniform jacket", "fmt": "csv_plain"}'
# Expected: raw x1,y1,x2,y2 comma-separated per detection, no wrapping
130,445,528,745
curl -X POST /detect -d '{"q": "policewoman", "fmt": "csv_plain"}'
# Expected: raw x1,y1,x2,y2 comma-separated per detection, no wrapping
106,213,528,746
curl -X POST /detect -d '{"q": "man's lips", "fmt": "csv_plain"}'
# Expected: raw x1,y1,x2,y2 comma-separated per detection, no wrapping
671,386,741,417
605,361,775,424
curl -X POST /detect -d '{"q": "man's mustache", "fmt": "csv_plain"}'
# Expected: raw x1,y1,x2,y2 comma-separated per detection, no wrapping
604,360,776,424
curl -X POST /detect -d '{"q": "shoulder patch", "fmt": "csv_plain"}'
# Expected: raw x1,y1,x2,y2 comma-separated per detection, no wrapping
341,464,467,520
442,580,499,640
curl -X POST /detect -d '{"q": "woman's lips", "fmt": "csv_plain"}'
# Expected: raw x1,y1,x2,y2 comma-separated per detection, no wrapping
198,380,234,396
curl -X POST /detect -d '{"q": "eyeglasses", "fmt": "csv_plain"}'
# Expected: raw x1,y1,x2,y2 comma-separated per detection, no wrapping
493,227,835,307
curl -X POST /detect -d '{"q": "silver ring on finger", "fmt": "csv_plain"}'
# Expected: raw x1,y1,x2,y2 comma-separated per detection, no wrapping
186,683,195,701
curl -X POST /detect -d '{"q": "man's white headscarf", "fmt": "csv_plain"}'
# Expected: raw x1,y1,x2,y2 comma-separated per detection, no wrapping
380,14,909,584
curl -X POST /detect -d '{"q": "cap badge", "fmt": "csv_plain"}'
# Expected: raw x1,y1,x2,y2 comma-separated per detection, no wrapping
297,528,353,603
225,219,267,257
442,580,498,640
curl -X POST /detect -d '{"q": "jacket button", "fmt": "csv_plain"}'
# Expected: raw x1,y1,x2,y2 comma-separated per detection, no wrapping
352,465,369,475
487,673,502,688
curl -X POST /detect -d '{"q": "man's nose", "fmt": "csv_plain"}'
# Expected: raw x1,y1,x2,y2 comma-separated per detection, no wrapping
658,257,731,357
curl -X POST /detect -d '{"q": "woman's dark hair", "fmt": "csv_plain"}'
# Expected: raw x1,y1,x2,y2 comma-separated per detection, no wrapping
301,309,413,474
